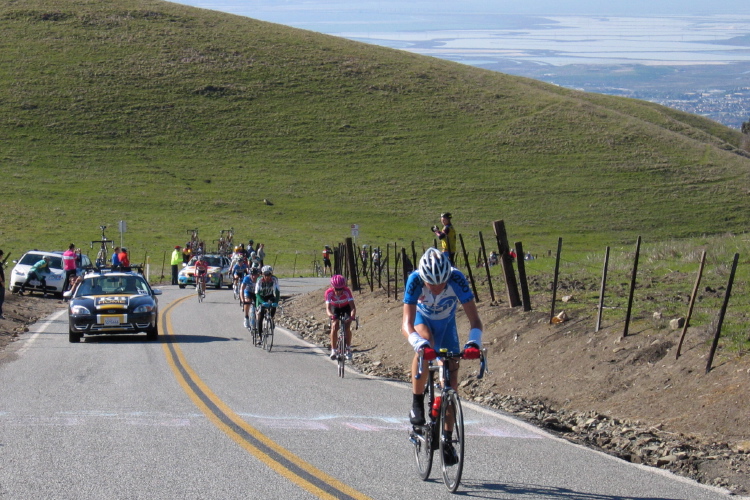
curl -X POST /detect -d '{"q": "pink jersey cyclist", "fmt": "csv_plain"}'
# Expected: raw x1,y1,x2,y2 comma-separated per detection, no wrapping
325,274,356,361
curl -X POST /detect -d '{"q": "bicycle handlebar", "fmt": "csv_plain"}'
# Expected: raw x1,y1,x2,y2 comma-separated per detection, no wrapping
414,347,488,380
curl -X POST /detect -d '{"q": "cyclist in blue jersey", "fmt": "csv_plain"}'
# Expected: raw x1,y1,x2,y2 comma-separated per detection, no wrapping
402,248,483,464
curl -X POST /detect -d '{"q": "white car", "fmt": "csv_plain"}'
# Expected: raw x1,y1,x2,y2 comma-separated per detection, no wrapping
9,250,92,296
178,254,232,289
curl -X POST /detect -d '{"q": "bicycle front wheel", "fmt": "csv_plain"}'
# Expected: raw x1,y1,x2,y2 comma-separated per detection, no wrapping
440,390,465,492
337,320,346,378
197,282,203,303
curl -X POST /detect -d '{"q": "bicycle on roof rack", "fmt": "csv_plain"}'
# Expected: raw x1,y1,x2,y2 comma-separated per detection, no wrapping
215,228,234,256
91,225,115,270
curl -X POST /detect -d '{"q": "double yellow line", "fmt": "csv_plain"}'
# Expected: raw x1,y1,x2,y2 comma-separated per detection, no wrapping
161,295,372,500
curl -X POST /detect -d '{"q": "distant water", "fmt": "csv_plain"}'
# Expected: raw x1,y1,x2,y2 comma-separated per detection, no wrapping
173,1,750,68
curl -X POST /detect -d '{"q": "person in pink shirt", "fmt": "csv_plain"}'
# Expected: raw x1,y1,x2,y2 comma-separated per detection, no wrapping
325,274,357,360
62,244,80,292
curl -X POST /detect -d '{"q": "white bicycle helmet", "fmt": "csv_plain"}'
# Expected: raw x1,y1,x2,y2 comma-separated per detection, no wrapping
418,248,452,285
261,265,273,276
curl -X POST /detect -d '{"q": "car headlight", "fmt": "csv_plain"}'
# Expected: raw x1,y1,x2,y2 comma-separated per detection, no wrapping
70,305,91,315
134,304,155,313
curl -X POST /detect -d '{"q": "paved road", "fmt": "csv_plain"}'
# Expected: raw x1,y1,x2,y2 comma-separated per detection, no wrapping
0,279,738,499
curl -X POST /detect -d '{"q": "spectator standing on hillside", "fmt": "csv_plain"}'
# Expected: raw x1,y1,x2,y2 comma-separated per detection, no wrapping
256,243,266,267
0,249,6,318
111,247,121,270
19,255,51,297
171,245,182,285
431,212,457,265
322,245,332,276
62,244,79,292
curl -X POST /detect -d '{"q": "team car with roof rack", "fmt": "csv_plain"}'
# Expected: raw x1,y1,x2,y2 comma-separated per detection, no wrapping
65,271,161,343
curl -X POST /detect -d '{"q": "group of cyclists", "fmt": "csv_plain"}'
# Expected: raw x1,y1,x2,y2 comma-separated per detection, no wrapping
186,228,485,469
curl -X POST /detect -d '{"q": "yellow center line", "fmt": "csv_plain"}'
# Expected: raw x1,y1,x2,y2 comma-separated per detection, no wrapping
161,294,372,500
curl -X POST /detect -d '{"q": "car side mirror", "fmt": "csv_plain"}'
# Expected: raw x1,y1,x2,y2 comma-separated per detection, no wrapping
152,289,162,295
63,290,72,299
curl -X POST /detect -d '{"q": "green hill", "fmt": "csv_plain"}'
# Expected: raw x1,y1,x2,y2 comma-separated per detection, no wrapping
2,0,748,265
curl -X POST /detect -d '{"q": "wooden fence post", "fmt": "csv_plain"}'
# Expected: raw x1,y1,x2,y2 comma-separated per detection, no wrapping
345,238,359,291
478,232,496,303
515,241,531,311
385,244,390,299
493,220,521,307
676,250,706,359
459,234,479,302
595,246,610,332
623,236,641,337
706,253,739,374
549,237,563,323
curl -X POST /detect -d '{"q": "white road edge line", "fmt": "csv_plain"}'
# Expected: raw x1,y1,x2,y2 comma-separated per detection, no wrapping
16,309,67,357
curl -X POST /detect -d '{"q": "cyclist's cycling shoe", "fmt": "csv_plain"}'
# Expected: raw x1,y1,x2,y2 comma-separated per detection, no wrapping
345,349,353,361
243,317,249,328
330,349,337,360
442,442,458,466
409,406,425,426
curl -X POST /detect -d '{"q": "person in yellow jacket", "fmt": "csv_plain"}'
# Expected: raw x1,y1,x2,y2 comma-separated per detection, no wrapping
171,245,182,285
431,212,457,265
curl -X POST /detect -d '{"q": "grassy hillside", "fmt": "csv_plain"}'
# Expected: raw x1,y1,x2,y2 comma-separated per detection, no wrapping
1,0,749,266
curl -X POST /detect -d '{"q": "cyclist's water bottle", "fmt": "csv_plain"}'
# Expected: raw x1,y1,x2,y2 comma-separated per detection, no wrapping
431,396,442,418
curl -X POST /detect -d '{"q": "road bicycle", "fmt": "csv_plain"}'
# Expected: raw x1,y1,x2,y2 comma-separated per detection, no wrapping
312,259,323,277
331,312,359,378
91,225,114,269
409,346,487,492
196,272,206,303
258,302,277,352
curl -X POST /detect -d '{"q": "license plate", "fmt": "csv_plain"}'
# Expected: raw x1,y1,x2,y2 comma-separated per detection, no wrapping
103,317,121,326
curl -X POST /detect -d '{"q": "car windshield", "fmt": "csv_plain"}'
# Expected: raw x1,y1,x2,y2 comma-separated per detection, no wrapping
76,276,150,296
19,253,63,270
189,256,222,267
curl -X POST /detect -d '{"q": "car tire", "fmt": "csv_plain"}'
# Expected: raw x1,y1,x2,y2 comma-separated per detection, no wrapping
68,329,81,343
179,285,185,289
146,323,158,341
215,277,222,290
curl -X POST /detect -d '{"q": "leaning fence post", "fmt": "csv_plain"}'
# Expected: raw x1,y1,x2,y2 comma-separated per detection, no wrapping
515,241,531,311
595,246,610,332
705,253,739,374
459,234,479,302
623,236,641,337
478,232,495,303
549,237,563,324
676,250,706,359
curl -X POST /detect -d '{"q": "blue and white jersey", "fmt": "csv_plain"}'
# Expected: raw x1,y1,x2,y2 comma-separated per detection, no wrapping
403,269,474,321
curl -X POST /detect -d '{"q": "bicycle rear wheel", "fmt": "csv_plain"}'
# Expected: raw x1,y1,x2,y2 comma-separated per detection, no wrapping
263,316,274,352
439,389,465,492
412,422,435,480
233,282,239,301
